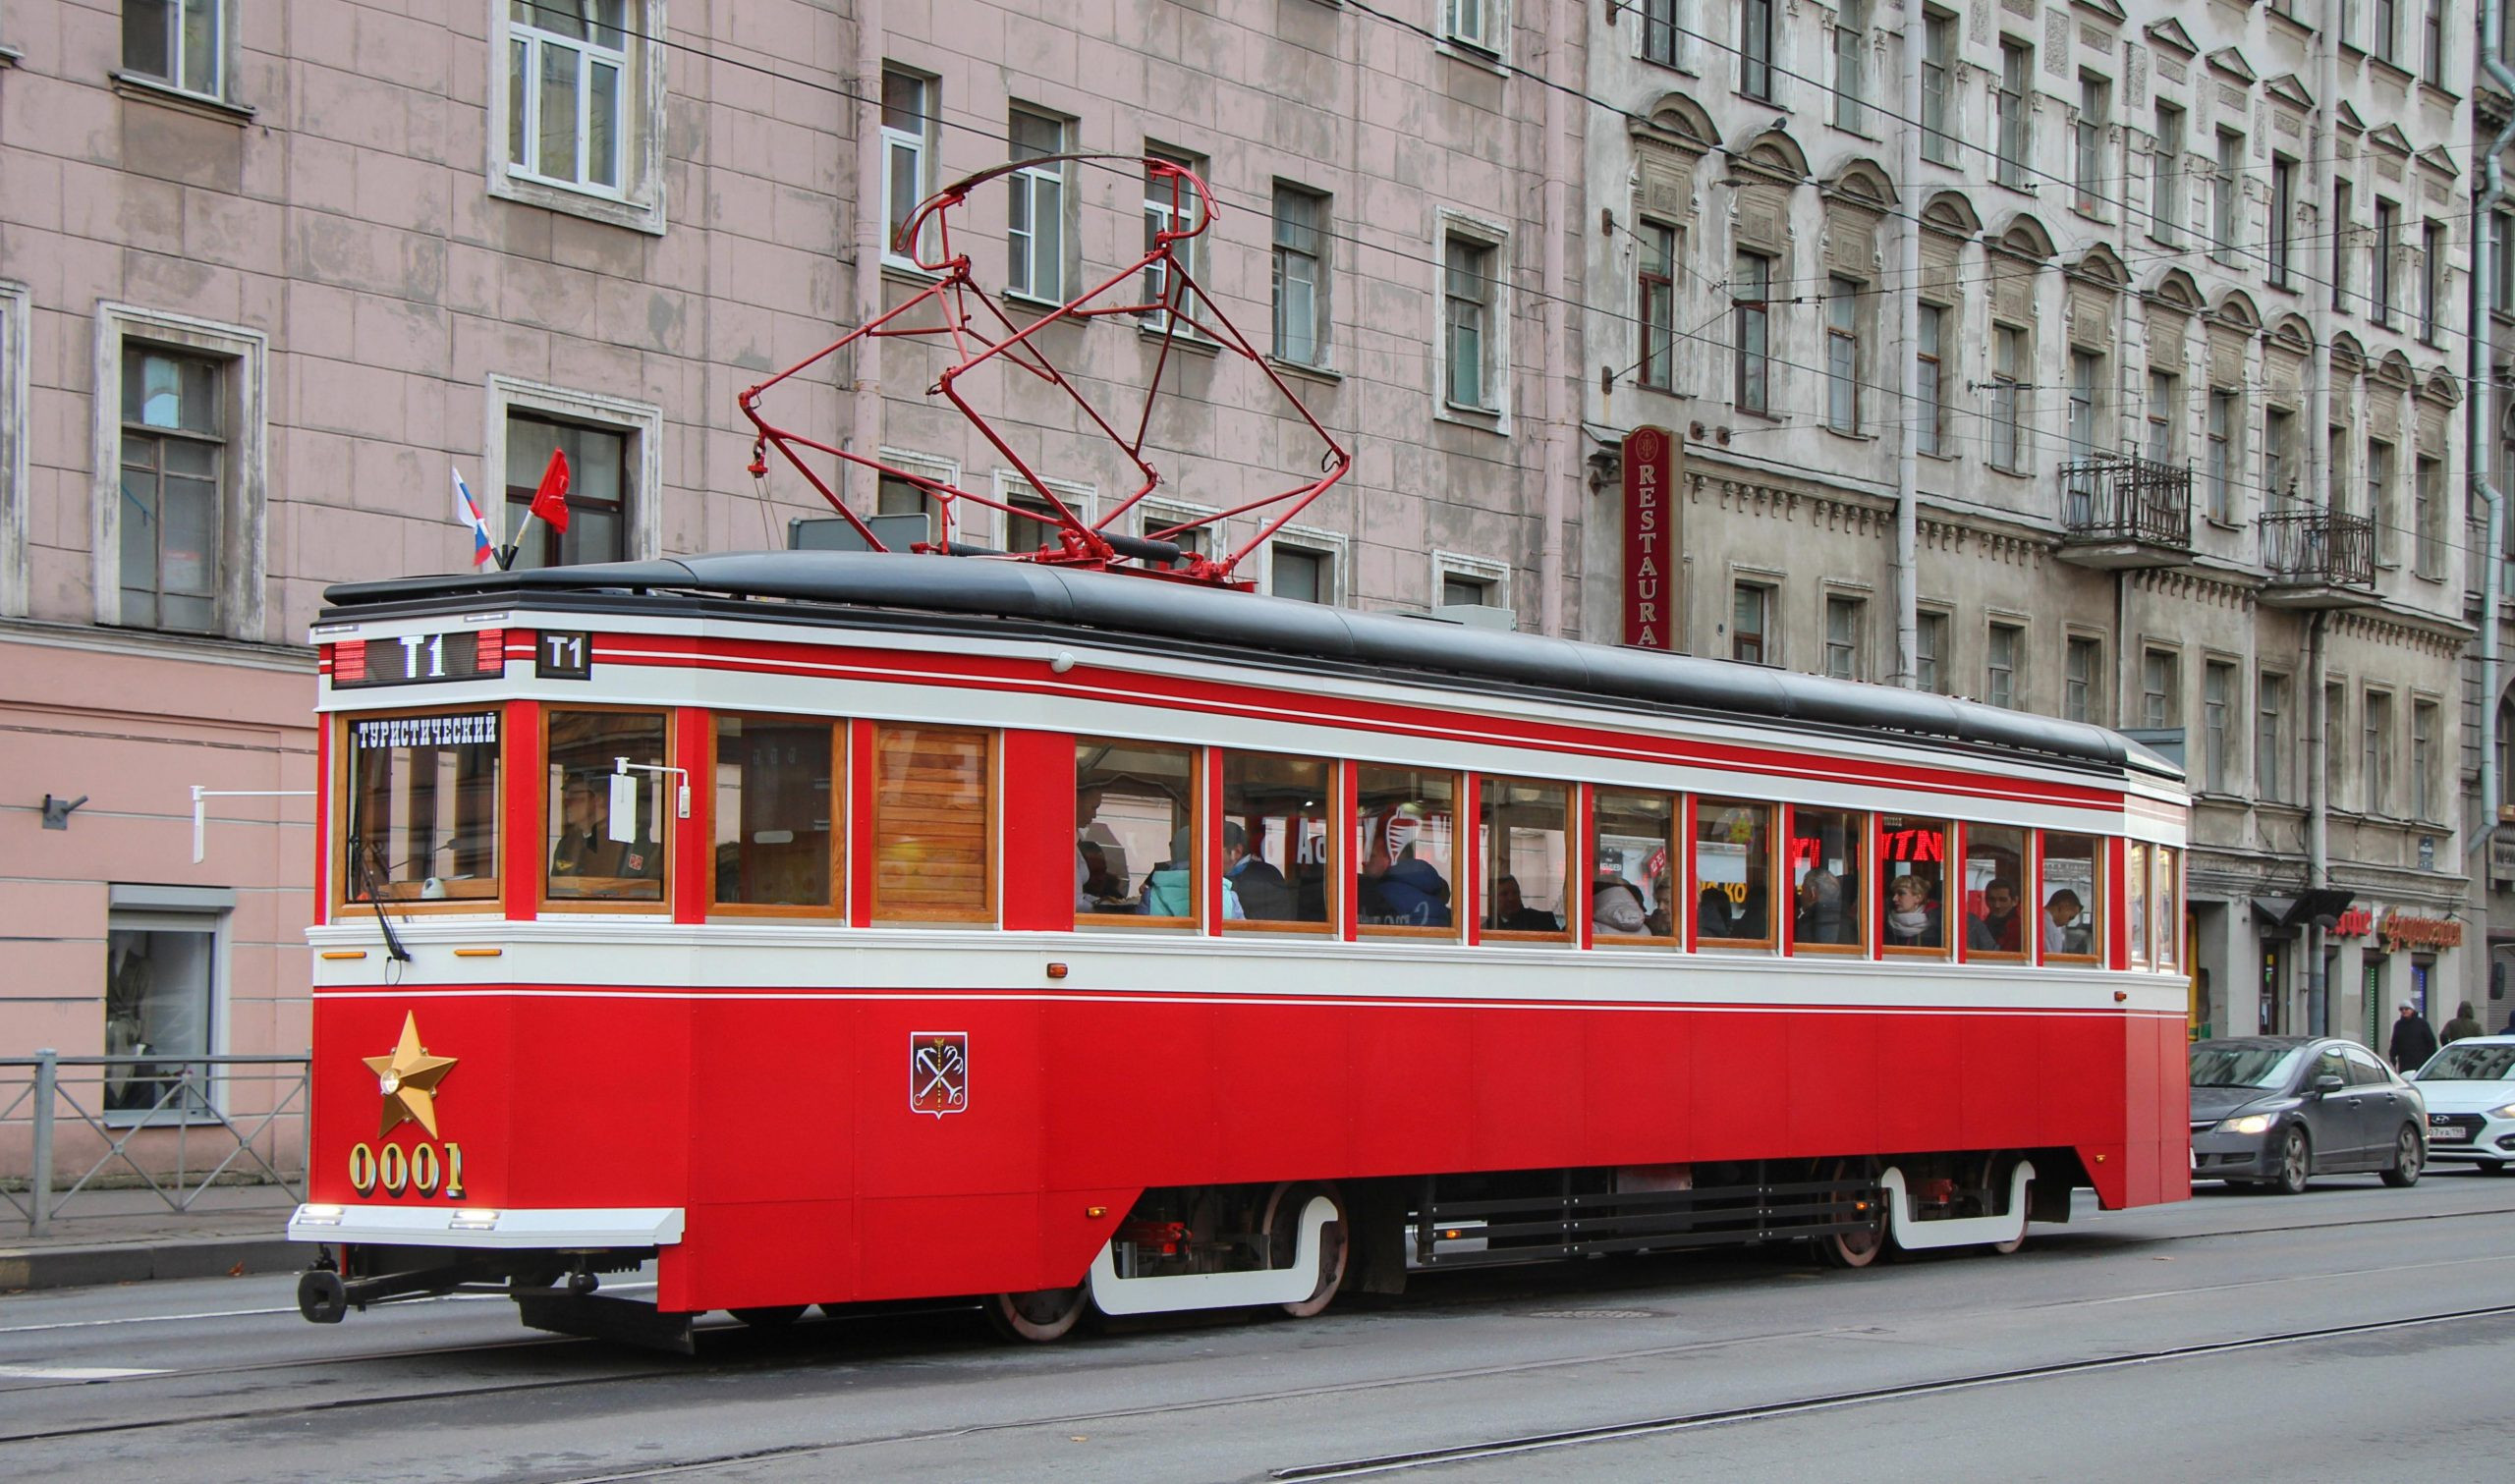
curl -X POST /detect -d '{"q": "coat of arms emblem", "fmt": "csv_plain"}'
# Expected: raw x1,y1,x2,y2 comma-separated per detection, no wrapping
909,1031,969,1117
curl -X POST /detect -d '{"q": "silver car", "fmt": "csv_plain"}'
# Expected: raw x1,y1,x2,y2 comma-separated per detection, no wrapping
2189,1037,2428,1193
2409,1035,2515,1172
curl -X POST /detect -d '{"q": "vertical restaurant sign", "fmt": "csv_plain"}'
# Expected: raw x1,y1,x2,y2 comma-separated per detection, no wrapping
1623,426,1677,649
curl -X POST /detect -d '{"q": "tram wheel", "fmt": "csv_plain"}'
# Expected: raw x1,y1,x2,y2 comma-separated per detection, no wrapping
1270,1183,1349,1319
1813,1160,1888,1270
985,1284,1090,1344
729,1304,808,1328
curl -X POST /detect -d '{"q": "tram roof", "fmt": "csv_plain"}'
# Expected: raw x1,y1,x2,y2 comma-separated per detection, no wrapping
324,550,2181,783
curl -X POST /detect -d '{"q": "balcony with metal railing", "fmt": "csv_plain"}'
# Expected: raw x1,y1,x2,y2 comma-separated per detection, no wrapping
2056,456,2193,570
2258,508,2376,609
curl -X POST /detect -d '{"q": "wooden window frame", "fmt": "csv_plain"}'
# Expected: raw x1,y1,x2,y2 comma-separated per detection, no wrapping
1075,737,1203,933
867,723,998,926
1782,803,1871,958
1219,748,1341,937
1478,773,1576,945
1589,785,1682,951
1356,764,1465,941
1695,796,1778,953
1876,812,1952,961
538,702,676,914
704,713,847,921
2037,829,2105,965
332,706,509,916
1954,821,2036,965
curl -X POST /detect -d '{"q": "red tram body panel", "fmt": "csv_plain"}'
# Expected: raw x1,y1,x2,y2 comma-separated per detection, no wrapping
292,553,2192,1333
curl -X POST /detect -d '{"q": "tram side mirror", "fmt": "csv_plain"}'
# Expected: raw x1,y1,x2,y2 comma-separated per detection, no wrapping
608,771,638,844
2312,1073,2344,1096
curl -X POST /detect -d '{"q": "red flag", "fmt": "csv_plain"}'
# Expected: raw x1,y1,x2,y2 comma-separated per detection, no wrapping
529,449,571,532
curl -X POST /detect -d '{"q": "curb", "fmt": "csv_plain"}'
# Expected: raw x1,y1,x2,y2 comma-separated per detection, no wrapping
0,1237,305,1293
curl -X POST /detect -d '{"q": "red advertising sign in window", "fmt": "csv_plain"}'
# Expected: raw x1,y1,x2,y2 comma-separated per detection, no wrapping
1623,426,1679,649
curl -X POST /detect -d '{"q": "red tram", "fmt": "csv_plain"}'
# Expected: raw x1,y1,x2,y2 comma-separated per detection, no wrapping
290,551,2193,1347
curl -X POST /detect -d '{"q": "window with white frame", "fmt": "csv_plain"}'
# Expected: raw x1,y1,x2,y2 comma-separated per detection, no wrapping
2374,0,2400,64
1987,622,2023,709
2257,671,2289,801
2333,179,2356,311
1442,222,1506,415
2212,130,2243,264
1989,323,2027,469
1642,0,1682,69
1640,221,1677,391
1741,0,1776,101
2075,74,2109,213
485,375,661,570
1916,610,1949,693
1267,528,1347,605
2374,198,2401,324
2067,350,2102,466
1922,12,1956,165
493,1,664,232
1823,593,1864,680
1731,578,1773,664
2368,437,2396,564
1825,278,1861,433
104,886,231,1123
1433,551,1511,618
121,0,235,103
2064,633,2101,723
1916,302,1947,454
994,468,1093,550
882,67,938,267
2413,698,2438,819
2207,388,2238,522
2424,0,2446,85
1996,41,2032,190
1144,146,1210,336
2421,221,2444,344
2142,647,2180,730
2263,406,2296,510
2152,103,2185,243
1273,184,1330,367
1442,0,1506,55
2364,688,2394,813
2203,659,2235,792
2147,370,2179,466
92,304,268,640
1137,497,1219,572
1006,107,1070,302
2415,454,2443,577
1833,1,1868,133
1735,249,1773,415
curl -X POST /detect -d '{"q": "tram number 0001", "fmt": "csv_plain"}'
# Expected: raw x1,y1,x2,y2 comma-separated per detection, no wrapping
347,1140,466,1199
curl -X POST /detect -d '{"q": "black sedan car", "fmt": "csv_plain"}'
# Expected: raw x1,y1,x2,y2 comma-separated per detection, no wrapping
2189,1037,2428,1193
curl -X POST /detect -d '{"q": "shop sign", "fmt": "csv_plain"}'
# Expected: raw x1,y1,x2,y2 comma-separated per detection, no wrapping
2328,907,2375,939
2376,912,2464,954
1622,426,1678,650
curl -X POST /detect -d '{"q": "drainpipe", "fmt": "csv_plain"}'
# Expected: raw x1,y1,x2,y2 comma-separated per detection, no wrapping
850,1,887,518
1893,7,1923,684
2471,0,2515,1013
2304,0,2339,1038
1537,0,1572,636
2309,609,2329,1034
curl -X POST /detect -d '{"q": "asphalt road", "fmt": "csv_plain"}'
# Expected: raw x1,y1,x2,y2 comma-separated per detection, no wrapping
4,1170,2512,1483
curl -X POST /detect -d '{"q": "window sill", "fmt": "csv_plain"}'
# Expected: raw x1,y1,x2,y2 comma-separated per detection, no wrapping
2069,201,2112,228
2418,81,2463,106
1003,290,1073,316
1140,322,1220,357
881,260,943,288
2203,516,2246,532
2264,12,2316,42
2367,57,2417,87
488,168,664,237
1919,448,1960,463
1822,426,1876,444
111,72,254,125
2414,568,2446,585
1268,357,1342,386
1436,38,1509,78
1434,401,1510,436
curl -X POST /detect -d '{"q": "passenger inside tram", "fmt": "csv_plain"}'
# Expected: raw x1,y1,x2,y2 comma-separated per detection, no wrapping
1486,875,1560,932
2043,889,2094,955
1968,879,2025,953
1883,872,1944,948
1358,802,1452,927
548,772,661,886
1223,821,1297,919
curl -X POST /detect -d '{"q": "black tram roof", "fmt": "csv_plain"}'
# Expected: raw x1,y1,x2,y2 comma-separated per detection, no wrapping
324,551,2181,785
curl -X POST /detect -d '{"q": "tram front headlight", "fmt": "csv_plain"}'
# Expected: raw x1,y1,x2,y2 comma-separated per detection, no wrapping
2213,1113,2274,1136
298,1204,344,1226
448,1208,501,1231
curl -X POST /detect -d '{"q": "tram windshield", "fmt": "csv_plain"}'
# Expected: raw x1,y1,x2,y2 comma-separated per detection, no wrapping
2188,1044,2306,1089
345,711,500,901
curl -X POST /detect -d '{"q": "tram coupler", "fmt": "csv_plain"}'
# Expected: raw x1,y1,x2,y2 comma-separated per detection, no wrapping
297,1261,468,1320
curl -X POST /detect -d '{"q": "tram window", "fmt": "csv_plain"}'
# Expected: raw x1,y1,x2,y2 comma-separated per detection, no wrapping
2126,842,2151,967
1356,767,1458,932
1480,778,1570,939
2040,833,2101,960
710,715,838,912
2153,847,2181,973
1877,814,1948,957
870,725,995,922
344,711,500,904
1076,738,1199,925
1694,798,1774,948
1961,824,2032,961
544,709,669,904
1221,751,1334,930
1789,807,1869,953
1592,790,1676,942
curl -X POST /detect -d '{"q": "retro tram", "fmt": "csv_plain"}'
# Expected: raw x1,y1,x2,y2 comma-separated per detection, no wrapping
288,162,2192,1347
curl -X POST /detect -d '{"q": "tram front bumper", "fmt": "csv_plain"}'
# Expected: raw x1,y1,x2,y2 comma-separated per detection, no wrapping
288,1203,685,1248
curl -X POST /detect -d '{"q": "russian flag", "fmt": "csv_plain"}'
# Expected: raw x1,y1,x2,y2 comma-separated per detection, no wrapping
452,467,495,567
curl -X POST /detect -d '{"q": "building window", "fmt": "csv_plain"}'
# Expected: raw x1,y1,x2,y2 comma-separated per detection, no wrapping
1826,277,1861,433
2264,406,2295,510
2067,350,2101,464
2415,455,2443,577
882,69,938,266
2258,673,2288,801
2075,75,2108,213
2494,210,2513,318
2065,634,2101,723
1833,1,1868,132
0,281,25,622
1443,0,1505,54
2421,221,2444,344
1268,532,1344,604
1916,303,1946,455
2269,157,2297,288
2368,439,2396,565
2414,699,2437,820
2152,104,2185,242
2329,425,2353,514
93,306,268,639
2212,130,2243,264
1987,622,2022,709
2142,647,2180,730
2424,0,2446,83
2327,681,2350,802
2375,0,2399,63
1989,324,2026,469
1273,184,1330,367
1735,250,1772,414
1639,222,1677,391
1006,107,1070,302
997,470,1093,549
1922,12,1956,165
1144,148,1210,336
2203,660,2234,793
1443,230,1501,412
105,891,229,1120
2206,389,2237,522
1731,579,1771,664
491,0,662,232
2363,689,2394,813
118,347,225,633
2374,198,2400,325
2333,180,2355,311
486,375,662,571
1642,0,1681,68
1916,610,1949,693
122,0,232,101
2147,370,2179,466
1996,41,2032,190
1824,594,1863,680
1741,0,1776,100
1433,551,1511,617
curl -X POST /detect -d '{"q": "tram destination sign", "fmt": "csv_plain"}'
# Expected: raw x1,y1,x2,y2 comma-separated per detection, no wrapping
332,630,506,688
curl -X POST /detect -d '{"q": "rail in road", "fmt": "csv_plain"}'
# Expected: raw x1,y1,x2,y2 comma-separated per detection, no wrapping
5,1178,2513,1481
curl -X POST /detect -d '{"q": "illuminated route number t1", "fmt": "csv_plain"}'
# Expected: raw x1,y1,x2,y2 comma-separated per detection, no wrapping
537,631,592,680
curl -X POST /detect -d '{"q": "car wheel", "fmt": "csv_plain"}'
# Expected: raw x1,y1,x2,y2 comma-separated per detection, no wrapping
2379,1127,2425,1187
2271,1127,2312,1195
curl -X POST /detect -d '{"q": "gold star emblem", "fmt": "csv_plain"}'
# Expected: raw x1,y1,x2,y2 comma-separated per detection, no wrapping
362,1012,458,1139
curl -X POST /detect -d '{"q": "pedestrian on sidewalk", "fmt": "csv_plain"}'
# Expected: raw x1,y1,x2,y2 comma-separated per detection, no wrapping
2389,1003,2439,1072
2443,1002,2487,1044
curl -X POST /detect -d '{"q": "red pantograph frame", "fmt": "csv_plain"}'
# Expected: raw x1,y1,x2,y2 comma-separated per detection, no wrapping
739,156,1353,585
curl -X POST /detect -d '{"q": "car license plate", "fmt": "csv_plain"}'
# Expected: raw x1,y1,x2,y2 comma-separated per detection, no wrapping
2429,1125,2471,1142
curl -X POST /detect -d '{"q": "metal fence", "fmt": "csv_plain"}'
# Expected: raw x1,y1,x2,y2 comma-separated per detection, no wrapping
2259,509,2375,588
2056,455,2193,550
0,1052,310,1237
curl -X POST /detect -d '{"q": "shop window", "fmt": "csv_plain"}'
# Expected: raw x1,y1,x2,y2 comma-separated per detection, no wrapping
345,711,502,905
1480,777,1570,938
1961,824,2032,960
871,725,994,922
1791,807,1870,952
2041,833,2101,960
1695,798,1774,948
1222,751,1335,930
545,709,669,905
1593,790,1677,942
710,715,839,913
1076,738,1200,925
104,889,226,1122
1878,815,1950,955
1357,767,1459,932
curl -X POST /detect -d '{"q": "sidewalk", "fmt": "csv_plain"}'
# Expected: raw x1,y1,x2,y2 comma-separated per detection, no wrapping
0,1186,306,1293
